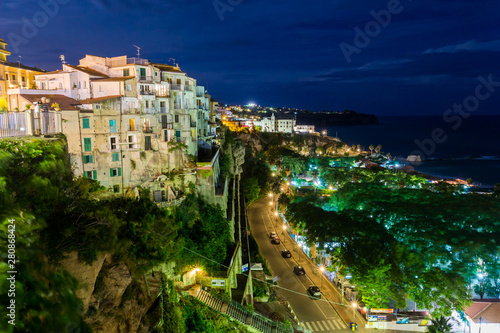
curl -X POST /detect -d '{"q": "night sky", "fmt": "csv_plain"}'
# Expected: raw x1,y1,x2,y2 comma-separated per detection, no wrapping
2,0,500,115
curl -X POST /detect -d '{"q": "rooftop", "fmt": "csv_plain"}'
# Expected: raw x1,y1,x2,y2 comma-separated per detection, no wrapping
465,300,500,324
1,61,45,73
20,94,81,110
79,95,122,104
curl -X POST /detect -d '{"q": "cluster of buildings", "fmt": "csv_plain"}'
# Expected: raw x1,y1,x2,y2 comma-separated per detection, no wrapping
219,109,315,134
0,38,223,206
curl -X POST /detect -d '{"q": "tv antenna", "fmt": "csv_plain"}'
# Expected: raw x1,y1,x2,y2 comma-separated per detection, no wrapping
133,45,141,59
59,55,66,64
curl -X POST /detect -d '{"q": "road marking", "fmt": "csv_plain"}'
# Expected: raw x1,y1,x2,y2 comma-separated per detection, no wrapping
315,320,326,331
327,320,338,329
310,321,319,331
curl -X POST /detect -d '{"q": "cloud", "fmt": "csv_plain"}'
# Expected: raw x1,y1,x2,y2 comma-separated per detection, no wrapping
423,39,500,54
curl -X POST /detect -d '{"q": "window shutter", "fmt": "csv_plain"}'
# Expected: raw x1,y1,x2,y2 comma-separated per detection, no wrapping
118,168,122,176
110,168,113,176
90,155,93,163
93,170,97,180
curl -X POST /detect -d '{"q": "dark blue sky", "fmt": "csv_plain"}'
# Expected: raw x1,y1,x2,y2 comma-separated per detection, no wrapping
2,0,500,115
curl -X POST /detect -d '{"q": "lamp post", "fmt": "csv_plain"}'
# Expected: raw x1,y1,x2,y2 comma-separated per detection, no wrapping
352,302,357,330
320,266,325,289
282,224,286,244
274,212,278,227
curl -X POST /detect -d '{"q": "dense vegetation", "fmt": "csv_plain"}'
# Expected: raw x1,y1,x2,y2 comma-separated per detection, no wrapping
239,132,500,316
284,157,500,315
0,137,234,332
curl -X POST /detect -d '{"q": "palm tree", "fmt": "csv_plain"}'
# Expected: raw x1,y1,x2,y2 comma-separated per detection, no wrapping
375,144,382,154
427,316,454,333
369,145,374,155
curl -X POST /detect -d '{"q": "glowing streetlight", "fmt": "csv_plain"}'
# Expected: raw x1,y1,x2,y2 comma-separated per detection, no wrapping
320,266,325,289
352,302,357,327
268,193,273,197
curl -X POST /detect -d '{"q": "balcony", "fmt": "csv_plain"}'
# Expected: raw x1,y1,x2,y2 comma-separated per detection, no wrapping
159,107,167,113
162,122,173,129
138,75,153,82
140,90,154,95
123,107,139,114
190,122,197,128
127,58,149,65
171,84,182,90
184,85,193,92
156,91,169,98
143,126,154,133
127,125,138,131
143,107,156,114
173,104,182,110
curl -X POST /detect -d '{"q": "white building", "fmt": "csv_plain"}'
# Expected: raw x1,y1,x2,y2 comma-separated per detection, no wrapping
294,124,315,134
254,113,296,133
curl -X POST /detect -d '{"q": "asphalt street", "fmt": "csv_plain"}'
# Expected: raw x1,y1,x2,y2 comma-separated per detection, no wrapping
248,198,348,333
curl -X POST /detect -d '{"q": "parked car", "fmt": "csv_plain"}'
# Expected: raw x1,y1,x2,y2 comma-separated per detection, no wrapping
293,265,306,275
269,232,277,239
271,236,280,244
281,250,292,258
307,286,321,298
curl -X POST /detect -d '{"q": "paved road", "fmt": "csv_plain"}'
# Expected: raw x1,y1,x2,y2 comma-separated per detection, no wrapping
248,198,348,332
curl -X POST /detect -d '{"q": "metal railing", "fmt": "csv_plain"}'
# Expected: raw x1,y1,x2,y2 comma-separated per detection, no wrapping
140,90,154,95
159,107,167,114
171,84,182,90
143,126,154,133
138,75,153,82
162,122,173,129
127,57,148,65
143,107,156,114
184,85,193,91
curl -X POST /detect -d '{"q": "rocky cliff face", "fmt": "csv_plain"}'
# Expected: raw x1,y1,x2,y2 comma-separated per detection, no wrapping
62,252,163,333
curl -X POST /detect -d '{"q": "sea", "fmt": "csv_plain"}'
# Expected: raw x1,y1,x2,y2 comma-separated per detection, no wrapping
325,115,500,188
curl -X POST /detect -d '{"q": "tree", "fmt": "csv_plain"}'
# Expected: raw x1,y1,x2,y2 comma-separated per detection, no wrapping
427,316,454,333
375,144,382,154
369,145,374,155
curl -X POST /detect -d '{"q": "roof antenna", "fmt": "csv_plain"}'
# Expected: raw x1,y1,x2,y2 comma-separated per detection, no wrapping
59,55,66,64
133,45,141,59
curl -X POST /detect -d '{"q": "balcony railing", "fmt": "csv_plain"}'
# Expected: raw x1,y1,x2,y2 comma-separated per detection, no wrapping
171,84,182,90
140,90,154,95
138,75,153,82
184,85,193,91
156,91,169,98
162,122,173,129
190,122,197,128
143,126,154,133
159,107,167,113
123,107,139,114
127,125,138,131
173,104,182,110
127,57,149,65
143,107,156,114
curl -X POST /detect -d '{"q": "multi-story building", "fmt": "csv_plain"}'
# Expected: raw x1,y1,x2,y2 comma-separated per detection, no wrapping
253,113,296,133
7,54,218,196
0,38,45,109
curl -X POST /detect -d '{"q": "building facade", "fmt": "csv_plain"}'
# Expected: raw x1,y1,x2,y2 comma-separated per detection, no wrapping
0,38,45,109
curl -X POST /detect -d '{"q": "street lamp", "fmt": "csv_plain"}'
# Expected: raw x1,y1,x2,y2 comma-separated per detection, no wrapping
274,211,278,226
282,224,286,244
352,302,357,330
320,266,325,289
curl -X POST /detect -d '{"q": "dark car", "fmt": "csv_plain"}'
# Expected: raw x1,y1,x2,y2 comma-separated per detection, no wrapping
293,265,306,275
308,285,321,298
271,236,280,244
269,232,277,239
281,250,292,258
